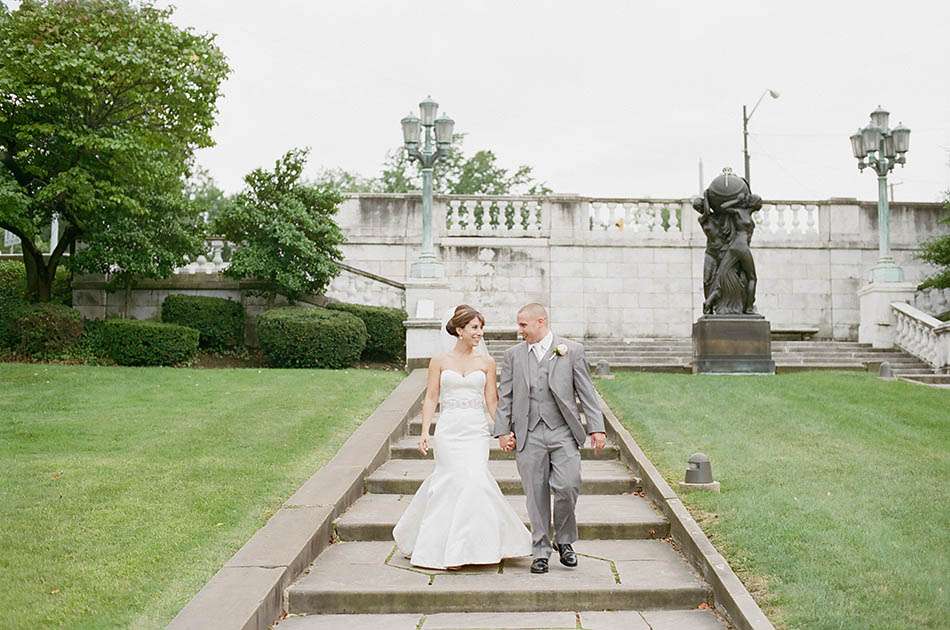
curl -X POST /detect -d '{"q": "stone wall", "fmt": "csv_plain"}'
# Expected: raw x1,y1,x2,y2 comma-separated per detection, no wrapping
67,193,946,341
334,194,946,340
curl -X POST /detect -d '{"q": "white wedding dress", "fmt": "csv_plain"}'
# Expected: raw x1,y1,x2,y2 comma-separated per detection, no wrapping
392,369,532,569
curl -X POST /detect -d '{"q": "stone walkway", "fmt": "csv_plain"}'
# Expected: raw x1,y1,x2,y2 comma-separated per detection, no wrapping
276,410,730,629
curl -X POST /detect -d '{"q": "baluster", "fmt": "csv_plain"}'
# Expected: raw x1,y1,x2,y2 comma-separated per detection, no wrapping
605,202,616,231
457,199,469,232
668,203,680,233
531,200,542,231
488,200,500,231
806,204,818,236
473,198,485,231
519,201,531,233
504,200,516,231
447,199,458,231
790,204,802,236
643,203,656,234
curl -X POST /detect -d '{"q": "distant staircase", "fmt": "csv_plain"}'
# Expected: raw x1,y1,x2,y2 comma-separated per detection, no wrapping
484,336,935,377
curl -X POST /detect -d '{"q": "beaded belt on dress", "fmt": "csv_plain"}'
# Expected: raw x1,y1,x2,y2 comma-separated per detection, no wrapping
440,399,484,410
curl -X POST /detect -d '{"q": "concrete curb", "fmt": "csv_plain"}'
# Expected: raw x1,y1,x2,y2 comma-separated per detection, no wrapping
167,369,428,630
597,392,776,630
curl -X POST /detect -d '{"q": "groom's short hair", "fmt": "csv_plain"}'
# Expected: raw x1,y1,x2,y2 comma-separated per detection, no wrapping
518,303,548,320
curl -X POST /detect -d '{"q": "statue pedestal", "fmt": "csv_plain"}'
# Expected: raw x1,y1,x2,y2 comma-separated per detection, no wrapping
692,315,775,374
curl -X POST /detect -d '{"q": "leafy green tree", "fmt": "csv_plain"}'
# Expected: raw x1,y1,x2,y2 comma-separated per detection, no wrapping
379,134,551,195
0,0,229,302
186,164,231,224
313,134,551,195
213,148,345,303
310,167,382,194
918,193,950,290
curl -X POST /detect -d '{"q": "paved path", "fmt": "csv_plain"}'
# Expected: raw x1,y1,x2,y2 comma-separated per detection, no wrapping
277,411,729,629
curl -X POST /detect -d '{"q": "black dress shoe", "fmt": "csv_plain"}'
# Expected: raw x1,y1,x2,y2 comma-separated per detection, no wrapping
555,543,578,567
530,557,549,574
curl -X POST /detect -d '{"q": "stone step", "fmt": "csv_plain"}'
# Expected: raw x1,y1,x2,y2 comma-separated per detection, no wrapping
275,609,728,629
410,416,591,436
391,435,619,461
775,363,866,373
901,374,950,385
334,494,668,542
890,368,937,375
609,363,692,373
364,459,639,496
286,540,711,615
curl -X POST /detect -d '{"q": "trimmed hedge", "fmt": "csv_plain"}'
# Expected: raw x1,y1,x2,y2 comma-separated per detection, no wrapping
99,319,199,366
326,301,406,361
14,303,83,356
0,260,72,348
257,307,367,368
161,294,245,351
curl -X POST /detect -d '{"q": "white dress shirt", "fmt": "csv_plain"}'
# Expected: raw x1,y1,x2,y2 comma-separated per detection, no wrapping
528,330,554,362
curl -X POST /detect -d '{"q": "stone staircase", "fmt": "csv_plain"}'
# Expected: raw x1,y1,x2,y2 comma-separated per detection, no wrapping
277,412,730,629
484,337,934,376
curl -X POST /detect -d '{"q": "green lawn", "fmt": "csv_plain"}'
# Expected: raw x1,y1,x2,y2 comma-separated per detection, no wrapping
0,363,404,629
597,372,949,630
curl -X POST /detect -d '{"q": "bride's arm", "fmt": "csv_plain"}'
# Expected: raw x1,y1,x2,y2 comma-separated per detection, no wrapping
419,355,442,453
483,356,498,419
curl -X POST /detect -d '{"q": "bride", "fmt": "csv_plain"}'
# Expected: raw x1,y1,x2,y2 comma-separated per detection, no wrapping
393,304,532,569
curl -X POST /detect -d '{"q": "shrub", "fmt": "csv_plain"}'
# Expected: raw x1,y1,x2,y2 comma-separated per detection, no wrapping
326,301,406,361
257,307,367,368
0,259,72,306
161,294,245,350
99,319,199,366
14,303,83,356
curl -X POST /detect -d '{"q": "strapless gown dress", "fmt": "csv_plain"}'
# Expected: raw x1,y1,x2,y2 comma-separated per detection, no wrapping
392,369,531,569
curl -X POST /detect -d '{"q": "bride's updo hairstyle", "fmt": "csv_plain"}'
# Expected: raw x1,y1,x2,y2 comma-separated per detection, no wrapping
446,304,486,337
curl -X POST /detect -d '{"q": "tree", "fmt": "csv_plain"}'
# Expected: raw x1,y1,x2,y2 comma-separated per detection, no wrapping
0,0,229,302
379,134,551,195
918,193,950,290
213,148,345,303
185,164,230,224
313,134,551,195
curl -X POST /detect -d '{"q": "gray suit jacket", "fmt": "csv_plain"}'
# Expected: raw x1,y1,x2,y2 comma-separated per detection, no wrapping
492,335,606,451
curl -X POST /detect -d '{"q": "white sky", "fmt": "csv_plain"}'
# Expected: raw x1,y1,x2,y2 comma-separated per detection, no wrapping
16,1,950,201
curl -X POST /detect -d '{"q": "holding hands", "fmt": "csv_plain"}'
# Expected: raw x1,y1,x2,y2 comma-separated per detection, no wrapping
418,434,430,456
498,432,516,452
589,431,607,453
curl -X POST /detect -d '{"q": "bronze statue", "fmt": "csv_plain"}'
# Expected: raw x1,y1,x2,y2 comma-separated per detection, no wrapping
691,168,762,315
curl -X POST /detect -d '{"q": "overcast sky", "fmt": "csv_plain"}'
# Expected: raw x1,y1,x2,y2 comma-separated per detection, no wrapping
25,1,950,201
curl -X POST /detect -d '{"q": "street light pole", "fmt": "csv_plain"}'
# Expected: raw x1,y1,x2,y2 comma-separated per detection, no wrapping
742,89,780,186
849,106,911,283
401,96,454,279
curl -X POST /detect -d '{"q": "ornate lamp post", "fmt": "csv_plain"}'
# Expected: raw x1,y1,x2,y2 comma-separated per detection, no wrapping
849,105,911,282
401,96,454,279
742,88,780,186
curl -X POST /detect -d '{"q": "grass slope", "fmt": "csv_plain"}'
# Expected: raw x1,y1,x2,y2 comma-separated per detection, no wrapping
598,371,949,630
0,364,403,629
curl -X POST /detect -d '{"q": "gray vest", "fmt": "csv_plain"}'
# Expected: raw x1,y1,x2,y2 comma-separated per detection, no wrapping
527,347,567,431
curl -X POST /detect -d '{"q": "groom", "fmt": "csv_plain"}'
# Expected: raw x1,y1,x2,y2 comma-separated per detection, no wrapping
493,303,606,574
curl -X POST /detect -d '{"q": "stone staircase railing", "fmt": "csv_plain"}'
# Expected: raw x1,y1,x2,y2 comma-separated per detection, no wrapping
325,262,406,310
891,302,950,371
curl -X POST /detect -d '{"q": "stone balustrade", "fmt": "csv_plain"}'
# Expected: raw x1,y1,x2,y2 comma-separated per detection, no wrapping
176,238,231,275
892,302,950,370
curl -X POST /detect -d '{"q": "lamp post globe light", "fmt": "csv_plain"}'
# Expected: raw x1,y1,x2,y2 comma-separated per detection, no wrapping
849,105,911,283
742,88,780,186
401,95,455,279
